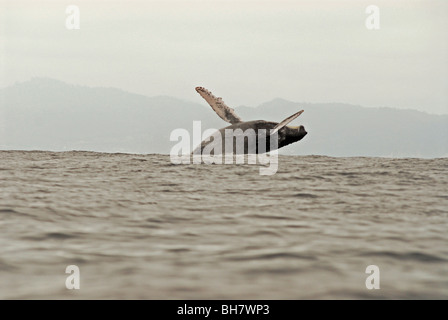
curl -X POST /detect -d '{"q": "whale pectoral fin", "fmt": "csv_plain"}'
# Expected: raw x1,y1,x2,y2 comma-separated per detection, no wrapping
195,87,243,124
270,110,304,135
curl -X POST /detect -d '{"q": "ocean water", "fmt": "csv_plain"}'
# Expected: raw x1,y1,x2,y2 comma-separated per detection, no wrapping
0,150,447,299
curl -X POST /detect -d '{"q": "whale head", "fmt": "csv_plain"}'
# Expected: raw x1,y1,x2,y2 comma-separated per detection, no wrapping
279,125,307,148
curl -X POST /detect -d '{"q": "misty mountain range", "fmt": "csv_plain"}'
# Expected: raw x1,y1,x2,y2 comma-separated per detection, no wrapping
0,78,447,157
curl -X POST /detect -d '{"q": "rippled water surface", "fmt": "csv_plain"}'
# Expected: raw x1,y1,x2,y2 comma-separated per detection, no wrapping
0,151,447,299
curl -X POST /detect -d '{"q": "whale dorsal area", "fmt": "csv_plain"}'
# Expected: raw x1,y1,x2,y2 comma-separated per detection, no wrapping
195,87,243,124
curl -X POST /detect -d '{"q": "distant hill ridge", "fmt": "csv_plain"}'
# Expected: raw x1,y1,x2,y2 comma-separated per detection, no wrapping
1,78,447,157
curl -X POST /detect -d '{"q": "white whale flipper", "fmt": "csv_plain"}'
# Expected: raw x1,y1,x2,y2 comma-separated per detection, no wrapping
270,110,304,135
195,87,242,124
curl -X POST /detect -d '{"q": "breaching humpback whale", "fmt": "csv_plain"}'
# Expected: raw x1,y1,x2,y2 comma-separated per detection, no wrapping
193,87,307,155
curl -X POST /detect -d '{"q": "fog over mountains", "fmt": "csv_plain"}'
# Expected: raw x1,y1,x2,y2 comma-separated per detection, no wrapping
1,78,447,157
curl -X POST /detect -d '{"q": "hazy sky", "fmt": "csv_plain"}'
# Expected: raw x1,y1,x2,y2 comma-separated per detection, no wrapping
1,0,447,114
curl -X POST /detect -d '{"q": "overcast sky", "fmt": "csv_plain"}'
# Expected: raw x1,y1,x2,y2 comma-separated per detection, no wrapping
1,0,447,114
